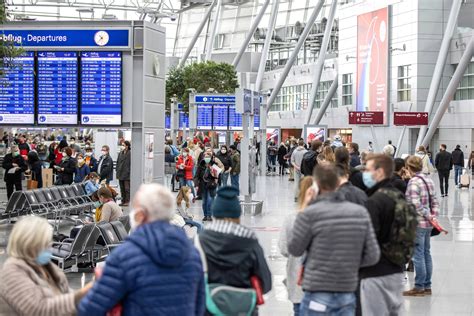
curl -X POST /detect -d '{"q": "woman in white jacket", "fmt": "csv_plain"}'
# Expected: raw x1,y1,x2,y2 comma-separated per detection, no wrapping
415,145,435,175
278,176,315,316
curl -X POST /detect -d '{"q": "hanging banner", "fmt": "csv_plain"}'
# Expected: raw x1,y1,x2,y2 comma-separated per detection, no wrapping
356,7,389,124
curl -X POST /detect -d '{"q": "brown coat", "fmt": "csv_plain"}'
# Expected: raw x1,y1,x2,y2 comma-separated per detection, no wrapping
0,257,77,316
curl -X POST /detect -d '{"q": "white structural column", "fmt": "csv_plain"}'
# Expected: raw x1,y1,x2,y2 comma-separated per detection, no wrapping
312,76,338,125
255,0,279,90
178,1,216,68
205,0,223,61
232,0,271,68
421,34,474,147
266,0,325,114
304,0,338,125
415,0,463,149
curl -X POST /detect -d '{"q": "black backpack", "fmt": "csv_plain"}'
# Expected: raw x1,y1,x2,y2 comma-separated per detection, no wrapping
300,151,317,176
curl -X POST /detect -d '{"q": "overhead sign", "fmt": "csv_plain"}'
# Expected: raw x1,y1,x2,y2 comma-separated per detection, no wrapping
393,112,428,126
349,111,384,125
0,30,129,47
356,7,389,124
194,95,235,103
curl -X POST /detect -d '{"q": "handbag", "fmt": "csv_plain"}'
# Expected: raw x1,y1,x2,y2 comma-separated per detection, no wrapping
415,176,448,236
27,172,38,190
194,236,258,316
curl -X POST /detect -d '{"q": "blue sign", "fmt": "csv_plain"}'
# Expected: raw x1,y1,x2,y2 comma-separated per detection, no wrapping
179,112,189,129
37,52,78,125
254,115,260,130
195,95,235,103
0,52,35,124
0,30,129,47
80,52,122,125
165,115,171,129
213,104,228,130
197,104,212,130
229,105,243,130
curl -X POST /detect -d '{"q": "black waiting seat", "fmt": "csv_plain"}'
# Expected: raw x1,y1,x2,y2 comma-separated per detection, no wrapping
0,191,23,220
24,190,49,215
97,222,122,250
118,215,131,233
110,221,129,241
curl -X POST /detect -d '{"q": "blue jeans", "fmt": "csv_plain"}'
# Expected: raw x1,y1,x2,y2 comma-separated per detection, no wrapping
454,165,463,185
221,172,229,187
413,227,433,290
178,178,196,197
231,174,240,190
201,188,215,217
300,292,356,316
293,303,301,316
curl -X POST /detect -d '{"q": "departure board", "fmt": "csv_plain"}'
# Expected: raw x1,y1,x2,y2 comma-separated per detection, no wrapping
213,104,228,130
0,52,35,124
80,52,122,125
228,105,243,130
254,115,260,130
197,104,212,130
179,112,189,129
37,52,78,125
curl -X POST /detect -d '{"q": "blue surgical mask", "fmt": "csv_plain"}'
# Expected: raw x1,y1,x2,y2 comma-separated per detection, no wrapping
362,171,377,189
204,157,211,164
36,250,52,266
94,201,102,208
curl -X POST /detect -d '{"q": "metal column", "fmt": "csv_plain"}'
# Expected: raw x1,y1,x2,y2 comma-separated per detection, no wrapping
232,0,270,68
255,0,279,91
415,0,463,149
304,0,338,125
266,0,325,114
205,0,222,61
312,76,338,125
178,1,216,68
421,34,474,147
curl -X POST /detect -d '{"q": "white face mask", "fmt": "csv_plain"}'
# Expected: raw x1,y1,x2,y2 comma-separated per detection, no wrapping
129,209,139,232
101,151,107,156
85,152,92,157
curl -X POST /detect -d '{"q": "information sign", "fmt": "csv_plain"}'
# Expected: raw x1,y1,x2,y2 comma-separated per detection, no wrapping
393,112,428,126
348,111,384,125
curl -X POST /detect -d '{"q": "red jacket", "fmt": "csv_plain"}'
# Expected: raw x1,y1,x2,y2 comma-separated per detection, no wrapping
176,155,194,180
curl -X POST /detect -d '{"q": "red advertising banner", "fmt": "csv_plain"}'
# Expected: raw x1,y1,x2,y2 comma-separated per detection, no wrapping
356,7,389,124
393,112,429,126
349,111,384,125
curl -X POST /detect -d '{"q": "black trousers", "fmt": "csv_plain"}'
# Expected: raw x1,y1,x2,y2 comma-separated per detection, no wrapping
6,180,22,200
438,170,450,195
119,180,130,204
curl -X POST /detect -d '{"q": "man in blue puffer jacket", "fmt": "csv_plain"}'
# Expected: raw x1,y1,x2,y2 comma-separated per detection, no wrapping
79,183,205,316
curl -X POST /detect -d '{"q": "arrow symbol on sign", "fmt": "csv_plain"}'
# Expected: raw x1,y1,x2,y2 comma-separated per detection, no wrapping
423,114,428,117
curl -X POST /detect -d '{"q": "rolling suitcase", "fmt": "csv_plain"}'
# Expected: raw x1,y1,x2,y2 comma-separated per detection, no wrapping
460,168,470,188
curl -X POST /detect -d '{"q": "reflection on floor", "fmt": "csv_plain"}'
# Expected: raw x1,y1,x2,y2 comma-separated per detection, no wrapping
0,174,473,316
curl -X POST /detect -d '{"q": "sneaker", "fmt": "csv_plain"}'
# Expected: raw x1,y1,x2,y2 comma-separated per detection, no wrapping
403,288,425,297
424,288,432,295
202,216,208,222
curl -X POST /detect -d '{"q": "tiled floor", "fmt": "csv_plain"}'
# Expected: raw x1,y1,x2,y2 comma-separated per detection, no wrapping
0,173,473,315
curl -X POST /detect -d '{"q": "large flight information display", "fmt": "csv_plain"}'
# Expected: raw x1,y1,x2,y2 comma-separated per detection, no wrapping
213,104,228,130
228,105,243,130
0,52,35,124
81,52,122,125
37,52,78,124
197,104,212,130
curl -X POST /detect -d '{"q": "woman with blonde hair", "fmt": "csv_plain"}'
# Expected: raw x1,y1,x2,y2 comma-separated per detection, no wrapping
279,176,315,315
321,146,336,163
415,145,435,175
0,216,91,315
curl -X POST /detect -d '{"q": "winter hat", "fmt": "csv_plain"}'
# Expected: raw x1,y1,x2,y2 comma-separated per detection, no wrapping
211,186,241,218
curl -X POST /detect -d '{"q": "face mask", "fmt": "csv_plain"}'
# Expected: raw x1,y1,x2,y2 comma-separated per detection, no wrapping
62,156,67,161
94,201,102,208
70,141,75,145
85,152,92,157
35,249,52,266
204,157,211,164
78,158,84,164
183,152,188,157
12,151,19,157
362,171,377,189
221,150,227,154
101,151,107,156
121,146,126,151
129,209,140,232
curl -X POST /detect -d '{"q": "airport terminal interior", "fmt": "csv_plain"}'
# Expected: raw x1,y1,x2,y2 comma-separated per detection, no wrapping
0,0,474,315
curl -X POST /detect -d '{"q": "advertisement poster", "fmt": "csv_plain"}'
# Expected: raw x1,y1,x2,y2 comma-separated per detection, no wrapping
144,133,154,183
304,125,327,144
356,7,389,124
266,128,280,144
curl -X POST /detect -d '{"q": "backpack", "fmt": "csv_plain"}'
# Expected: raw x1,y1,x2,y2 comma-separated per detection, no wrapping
300,151,317,176
194,236,257,316
379,189,418,266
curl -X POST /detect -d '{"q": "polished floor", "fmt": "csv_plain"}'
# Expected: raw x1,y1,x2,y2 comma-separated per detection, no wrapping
0,173,473,316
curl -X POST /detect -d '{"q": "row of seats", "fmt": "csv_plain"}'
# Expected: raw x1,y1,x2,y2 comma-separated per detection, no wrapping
0,184,94,224
51,216,131,272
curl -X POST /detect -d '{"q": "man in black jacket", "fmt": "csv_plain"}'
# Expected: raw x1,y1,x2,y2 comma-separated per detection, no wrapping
97,145,114,184
451,145,464,187
435,144,453,197
199,186,272,299
300,140,322,176
359,154,404,316
2,145,27,200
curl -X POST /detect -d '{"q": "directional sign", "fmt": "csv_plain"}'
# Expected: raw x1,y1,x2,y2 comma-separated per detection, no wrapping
194,95,235,103
393,112,428,126
348,111,384,125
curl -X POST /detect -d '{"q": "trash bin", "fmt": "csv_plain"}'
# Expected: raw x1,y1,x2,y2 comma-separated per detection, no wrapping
240,200,263,216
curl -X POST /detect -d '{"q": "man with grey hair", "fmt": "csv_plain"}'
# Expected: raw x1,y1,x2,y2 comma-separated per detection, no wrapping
79,183,205,315
2,145,27,200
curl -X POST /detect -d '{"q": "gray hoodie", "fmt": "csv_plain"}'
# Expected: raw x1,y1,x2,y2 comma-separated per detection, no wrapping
290,146,307,170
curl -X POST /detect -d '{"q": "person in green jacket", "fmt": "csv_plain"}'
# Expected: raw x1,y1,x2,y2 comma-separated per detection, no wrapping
229,145,240,190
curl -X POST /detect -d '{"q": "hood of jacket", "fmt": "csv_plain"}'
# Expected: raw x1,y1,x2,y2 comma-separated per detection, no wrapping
128,220,191,268
201,222,258,268
296,146,306,152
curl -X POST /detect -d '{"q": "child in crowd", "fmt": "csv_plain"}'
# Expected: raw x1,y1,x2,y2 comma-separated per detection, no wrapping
279,176,315,316
176,186,203,233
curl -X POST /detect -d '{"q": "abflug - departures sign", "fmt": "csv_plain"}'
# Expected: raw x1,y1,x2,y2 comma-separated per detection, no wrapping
0,30,129,47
